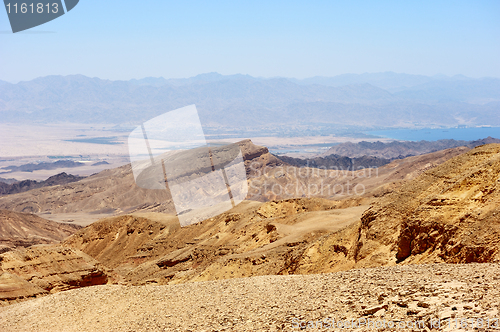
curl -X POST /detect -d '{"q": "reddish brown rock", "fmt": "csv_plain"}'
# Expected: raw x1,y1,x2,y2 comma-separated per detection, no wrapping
0,246,110,296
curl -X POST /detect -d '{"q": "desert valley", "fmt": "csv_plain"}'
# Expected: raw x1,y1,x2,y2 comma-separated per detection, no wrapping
2,0,499,330
0,136,499,331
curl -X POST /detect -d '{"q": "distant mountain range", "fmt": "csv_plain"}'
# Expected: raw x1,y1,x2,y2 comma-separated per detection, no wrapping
0,160,85,174
128,72,500,104
275,137,500,170
278,154,391,170
0,73,499,131
0,172,85,196
129,72,258,87
322,137,500,159
291,72,468,90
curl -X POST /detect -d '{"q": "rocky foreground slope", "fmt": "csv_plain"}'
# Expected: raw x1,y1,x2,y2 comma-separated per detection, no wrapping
0,263,498,332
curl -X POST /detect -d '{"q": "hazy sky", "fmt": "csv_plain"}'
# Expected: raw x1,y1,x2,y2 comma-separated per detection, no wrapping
1,0,499,82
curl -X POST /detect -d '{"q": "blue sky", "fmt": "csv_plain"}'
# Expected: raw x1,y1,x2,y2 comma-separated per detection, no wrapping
1,0,499,82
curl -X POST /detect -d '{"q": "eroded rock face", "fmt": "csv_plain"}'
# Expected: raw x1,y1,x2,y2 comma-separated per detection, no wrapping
0,271,47,303
353,143,500,266
61,198,367,285
0,246,109,304
264,144,500,275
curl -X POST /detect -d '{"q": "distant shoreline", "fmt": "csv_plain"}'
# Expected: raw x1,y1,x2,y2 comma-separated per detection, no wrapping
367,126,500,142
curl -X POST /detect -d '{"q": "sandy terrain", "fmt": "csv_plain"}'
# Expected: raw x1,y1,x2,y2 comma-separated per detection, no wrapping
0,123,129,180
0,263,498,332
0,123,129,157
0,123,390,179
37,212,118,227
0,123,387,161
1,160,129,181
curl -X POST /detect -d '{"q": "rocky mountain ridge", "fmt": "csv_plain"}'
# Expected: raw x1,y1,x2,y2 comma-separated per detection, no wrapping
1,74,498,129
0,172,85,196
323,136,500,159
0,140,468,219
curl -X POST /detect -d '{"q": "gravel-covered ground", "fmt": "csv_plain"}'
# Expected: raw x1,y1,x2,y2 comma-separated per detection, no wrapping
0,263,499,332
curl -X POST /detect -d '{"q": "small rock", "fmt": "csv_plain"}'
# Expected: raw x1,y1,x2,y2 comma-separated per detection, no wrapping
417,301,430,308
363,304,388,316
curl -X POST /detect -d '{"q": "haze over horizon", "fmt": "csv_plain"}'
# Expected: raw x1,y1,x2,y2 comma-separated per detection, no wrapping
1,72,499,131
1,71,499,85
1,1,498,82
